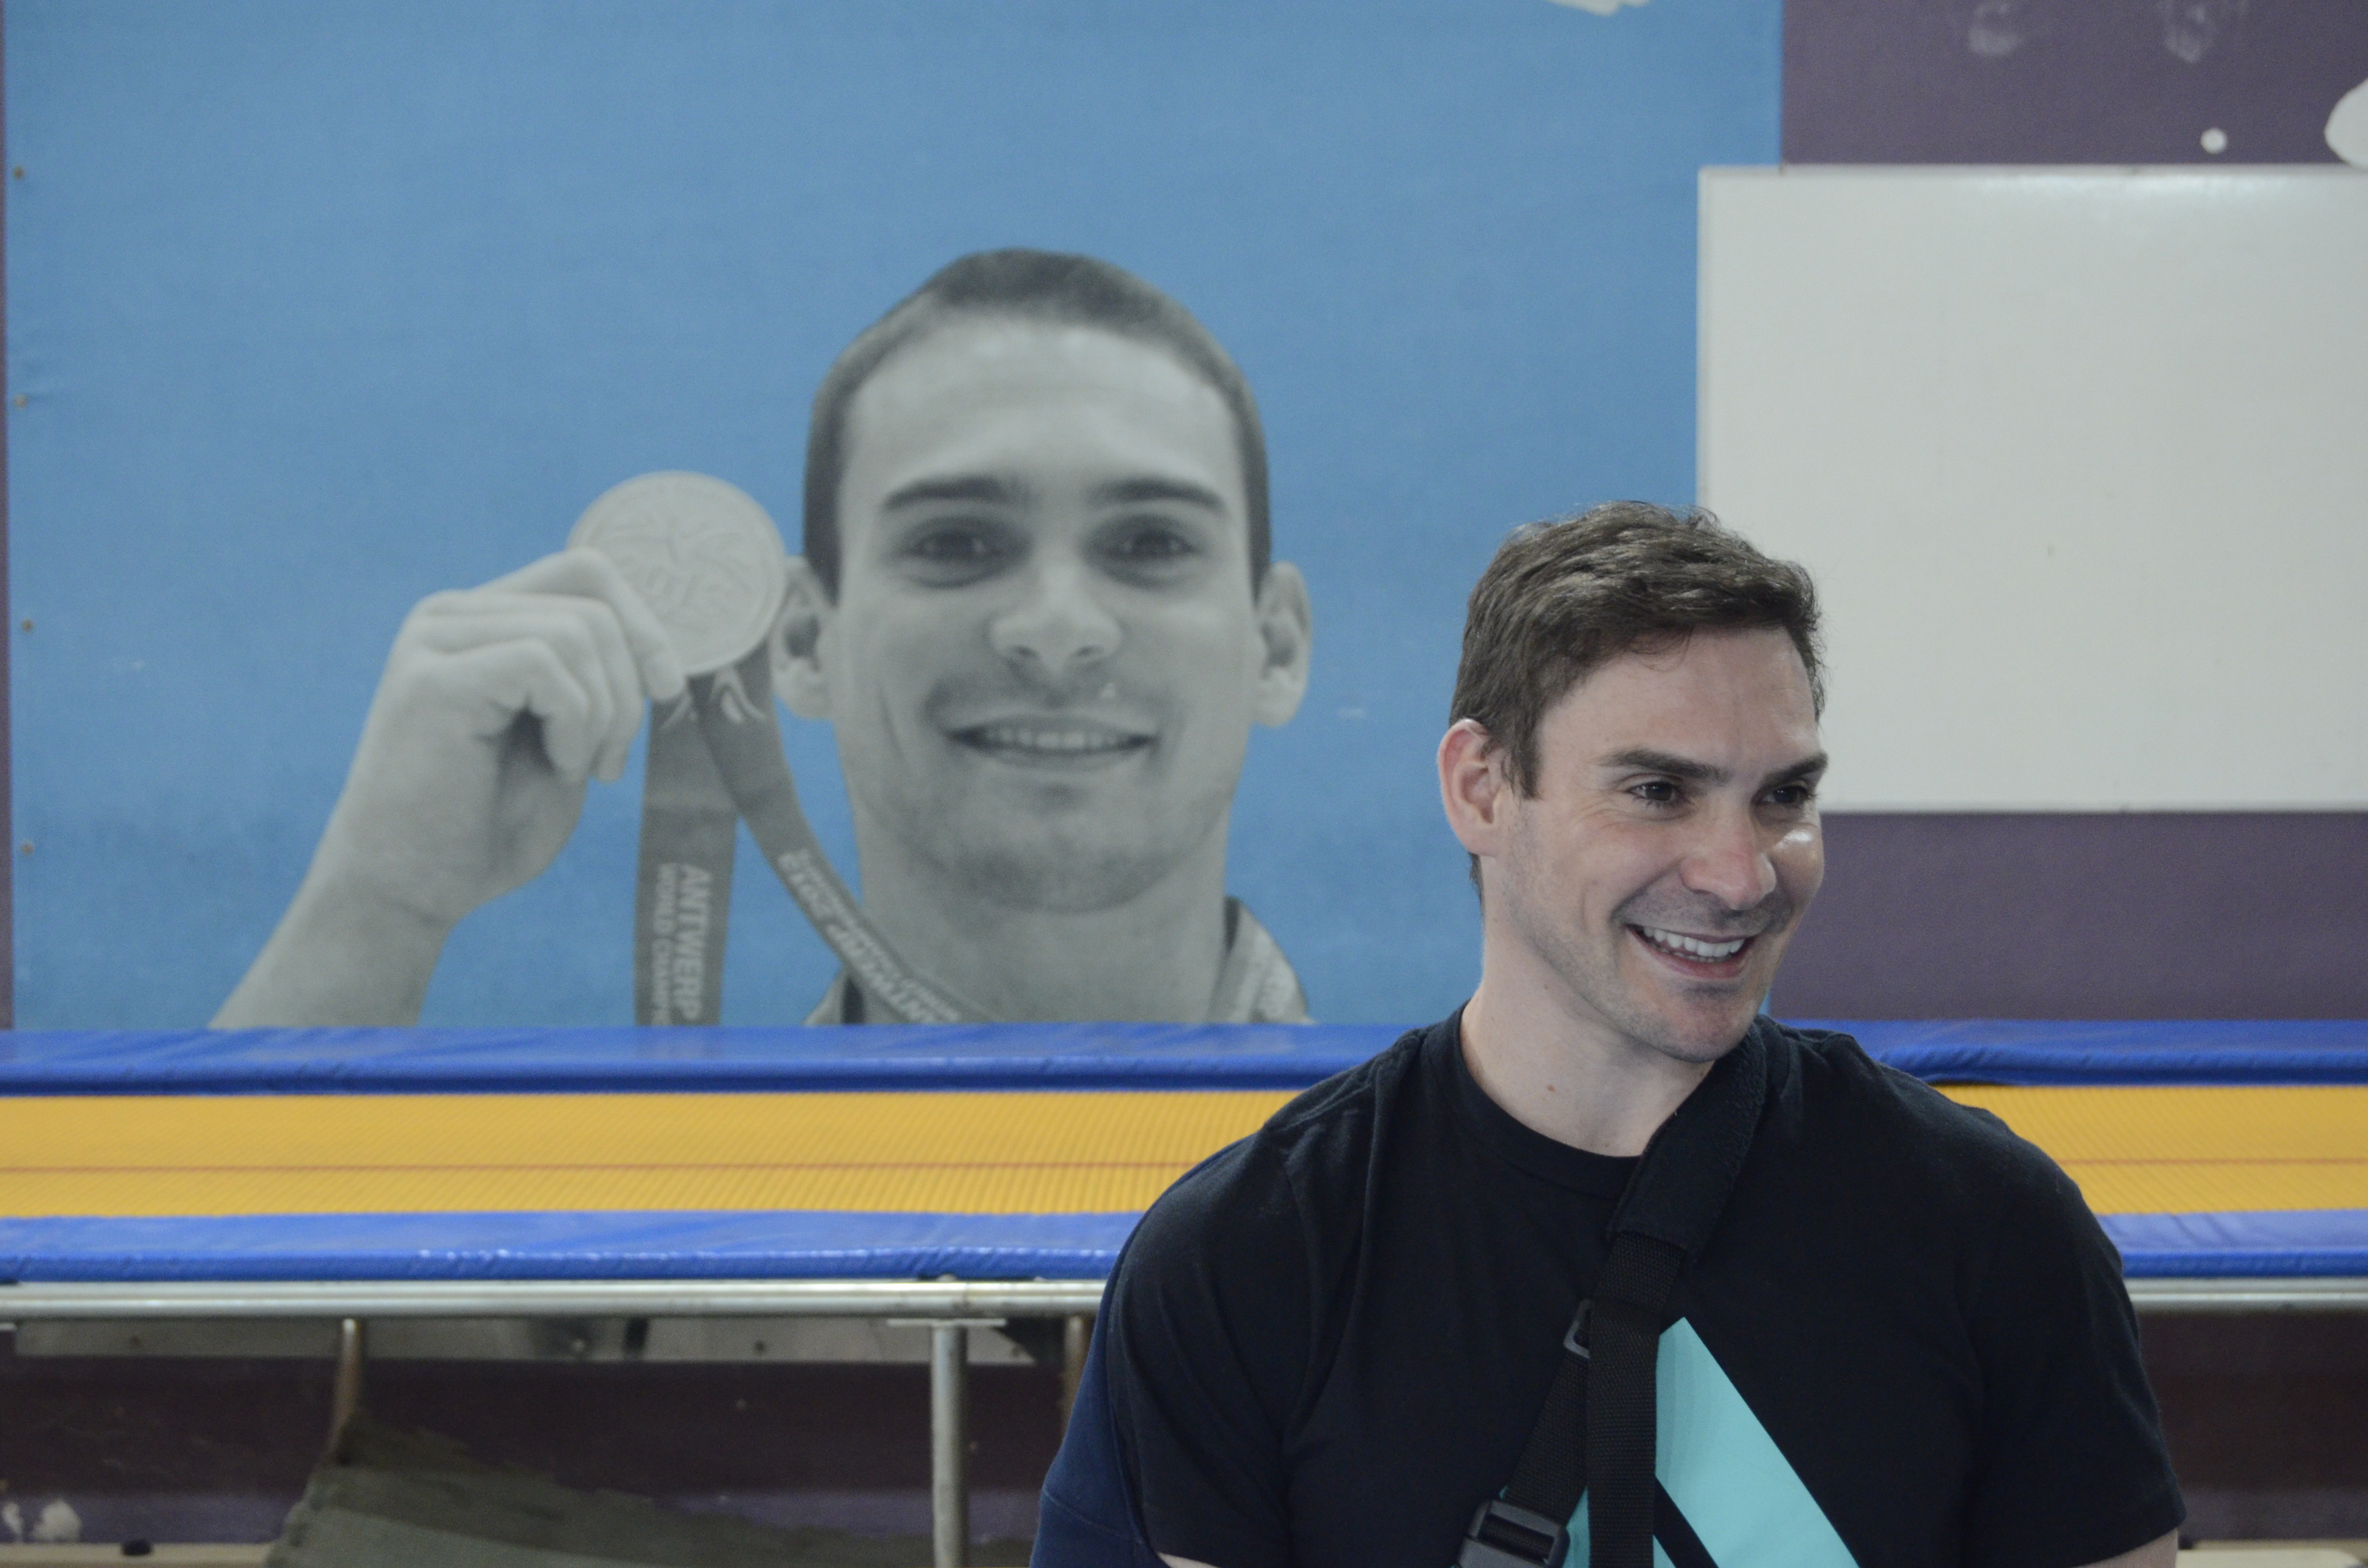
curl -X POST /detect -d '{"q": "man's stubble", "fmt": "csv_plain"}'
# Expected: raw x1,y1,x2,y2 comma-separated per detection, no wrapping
1494,809,1801,1067
849,674,1247,915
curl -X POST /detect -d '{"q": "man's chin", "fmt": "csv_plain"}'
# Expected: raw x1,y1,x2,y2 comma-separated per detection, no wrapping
877,775,1235,914
1614,943,1784,1055
922,829,1193,914
1652,1022,1759,1066
1620,988,1768,1065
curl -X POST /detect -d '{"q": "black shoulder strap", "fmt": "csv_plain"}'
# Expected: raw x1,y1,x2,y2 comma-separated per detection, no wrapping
1460,1024,1773,1568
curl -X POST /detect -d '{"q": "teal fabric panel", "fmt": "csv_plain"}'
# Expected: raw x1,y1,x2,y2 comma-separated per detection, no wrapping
1564,1320,1857,1568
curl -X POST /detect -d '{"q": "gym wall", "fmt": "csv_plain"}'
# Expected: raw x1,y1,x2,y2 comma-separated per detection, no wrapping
7,1,2363,1027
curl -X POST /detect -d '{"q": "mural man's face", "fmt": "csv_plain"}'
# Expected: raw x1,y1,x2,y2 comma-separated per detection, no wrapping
802,318,1297,913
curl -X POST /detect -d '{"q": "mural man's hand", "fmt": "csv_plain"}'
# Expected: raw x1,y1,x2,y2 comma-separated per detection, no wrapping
318,549,689,925
213,551,686,1027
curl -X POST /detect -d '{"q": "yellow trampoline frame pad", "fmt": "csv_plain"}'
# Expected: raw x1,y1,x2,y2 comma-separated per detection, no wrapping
1944,1084,2366,1216
0,1084,2359,1220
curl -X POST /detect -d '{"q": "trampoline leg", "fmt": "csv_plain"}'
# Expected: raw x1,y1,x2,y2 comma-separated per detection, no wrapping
329,1317,366,1449
1059,1312,1093,1429
931,1322,969,1568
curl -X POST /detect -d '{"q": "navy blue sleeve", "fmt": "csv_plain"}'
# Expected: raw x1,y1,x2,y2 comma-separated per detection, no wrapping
1961,1140,2185,1568
1035,1301,1167,1568
1036,1136,1313,1568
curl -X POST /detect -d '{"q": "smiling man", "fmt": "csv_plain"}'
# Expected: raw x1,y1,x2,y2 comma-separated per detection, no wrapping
1037,505,2183,1568
214,251,1313,1026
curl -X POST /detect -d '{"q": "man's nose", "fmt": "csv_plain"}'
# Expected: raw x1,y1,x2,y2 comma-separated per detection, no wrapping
987,558,1122,684
1679,804,1779,911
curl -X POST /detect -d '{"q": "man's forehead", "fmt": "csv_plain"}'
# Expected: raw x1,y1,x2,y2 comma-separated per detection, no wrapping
842,317,1238,472
1547,628,1821,753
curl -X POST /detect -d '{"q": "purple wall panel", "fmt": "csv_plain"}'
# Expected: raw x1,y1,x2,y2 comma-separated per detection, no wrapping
2,20,13,1031
1784,0,2368,163
1774,812,2368,1019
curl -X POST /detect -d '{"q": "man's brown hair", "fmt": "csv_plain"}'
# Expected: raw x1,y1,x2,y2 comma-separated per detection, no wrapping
1451,502,1823,796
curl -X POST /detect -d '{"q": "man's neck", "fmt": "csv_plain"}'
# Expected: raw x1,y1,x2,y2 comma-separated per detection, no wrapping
1459,948,1718,1158
848,826,1234,1022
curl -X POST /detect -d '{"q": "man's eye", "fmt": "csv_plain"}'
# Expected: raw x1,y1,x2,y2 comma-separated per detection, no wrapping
910,528,997,562
1632,780,1682,807
1106,527,1193,560
1764,784,1817,809
900,524,1017,582
1094,518,1209,584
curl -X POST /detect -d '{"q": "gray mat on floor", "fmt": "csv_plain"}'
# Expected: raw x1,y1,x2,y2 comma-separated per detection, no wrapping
267,1417,1028,1567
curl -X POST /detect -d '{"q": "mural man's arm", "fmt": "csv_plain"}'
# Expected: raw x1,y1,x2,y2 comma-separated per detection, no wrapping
214,551,684,1027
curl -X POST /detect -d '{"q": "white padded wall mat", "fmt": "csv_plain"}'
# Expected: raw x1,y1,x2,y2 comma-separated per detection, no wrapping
1699,167,2368,811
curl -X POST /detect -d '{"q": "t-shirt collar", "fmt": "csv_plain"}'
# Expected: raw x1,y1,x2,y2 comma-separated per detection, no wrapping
1434,1008,1640,1198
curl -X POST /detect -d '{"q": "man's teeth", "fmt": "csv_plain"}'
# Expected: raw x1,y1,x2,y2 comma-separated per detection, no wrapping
971,724,1140,754
1640,927,1748,961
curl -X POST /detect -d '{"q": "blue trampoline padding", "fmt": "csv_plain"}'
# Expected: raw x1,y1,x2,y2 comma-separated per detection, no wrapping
0,1209,1146,1283
2099,1209,2368,1277
0,1024,1403,1096
1807,1019,2368,1085
2,1206,2358,1283
3,1019,2364,1095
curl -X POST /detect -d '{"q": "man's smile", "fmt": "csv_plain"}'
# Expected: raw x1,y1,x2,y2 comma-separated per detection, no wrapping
949,717,1156,767
1629,923,1759,980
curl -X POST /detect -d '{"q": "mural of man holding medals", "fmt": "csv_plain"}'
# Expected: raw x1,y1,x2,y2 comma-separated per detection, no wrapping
215,251,1317,1028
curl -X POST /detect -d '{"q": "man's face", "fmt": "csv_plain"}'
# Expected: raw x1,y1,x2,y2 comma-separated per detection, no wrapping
808,317,1292,912
1487,627,1826,1063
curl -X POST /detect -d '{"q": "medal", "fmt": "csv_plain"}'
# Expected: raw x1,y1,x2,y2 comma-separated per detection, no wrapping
569,472,788,676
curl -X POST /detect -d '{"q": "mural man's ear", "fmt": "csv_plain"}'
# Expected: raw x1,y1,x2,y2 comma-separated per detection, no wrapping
1251,561,1313,728
770,557,835,721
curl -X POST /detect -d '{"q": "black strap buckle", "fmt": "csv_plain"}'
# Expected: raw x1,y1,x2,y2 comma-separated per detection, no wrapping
1459,1498,1570,1568
1561,1299,1591,1360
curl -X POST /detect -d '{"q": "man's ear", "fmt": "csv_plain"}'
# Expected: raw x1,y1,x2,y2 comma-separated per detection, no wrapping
1438,719,1513,859
770,557,835,721
1250,561,1313,728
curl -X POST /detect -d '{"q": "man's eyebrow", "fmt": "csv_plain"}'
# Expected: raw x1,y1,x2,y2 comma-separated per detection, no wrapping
879,474,1032,512
1761,752,1829,791
1087,476,1231,513
1598,748,1830,791
1600,748,1729,785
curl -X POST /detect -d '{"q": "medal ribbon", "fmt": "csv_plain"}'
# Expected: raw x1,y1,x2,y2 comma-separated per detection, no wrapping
632,647,987,1025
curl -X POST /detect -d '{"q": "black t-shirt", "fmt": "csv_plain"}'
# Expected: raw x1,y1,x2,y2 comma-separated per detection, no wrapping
1037,1014,2183,1568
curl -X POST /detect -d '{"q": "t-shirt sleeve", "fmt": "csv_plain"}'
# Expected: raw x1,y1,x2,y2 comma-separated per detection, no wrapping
1098,1140,1315,1568
1961,1142,2186,1568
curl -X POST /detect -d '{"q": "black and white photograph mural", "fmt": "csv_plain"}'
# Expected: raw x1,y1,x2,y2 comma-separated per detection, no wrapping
215,252,1315,1026
13,1,1776,1027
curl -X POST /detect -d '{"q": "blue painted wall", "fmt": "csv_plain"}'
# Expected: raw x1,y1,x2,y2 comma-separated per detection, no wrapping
6,0,1781,1026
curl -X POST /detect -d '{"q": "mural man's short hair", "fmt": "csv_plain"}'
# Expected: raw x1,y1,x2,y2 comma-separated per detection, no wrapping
802,248,1270,596
1451,502,1824,797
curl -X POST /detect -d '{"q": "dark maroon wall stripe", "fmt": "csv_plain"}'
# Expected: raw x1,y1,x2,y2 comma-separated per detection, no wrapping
1774,813,2368,1020
1783,0,2368,164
